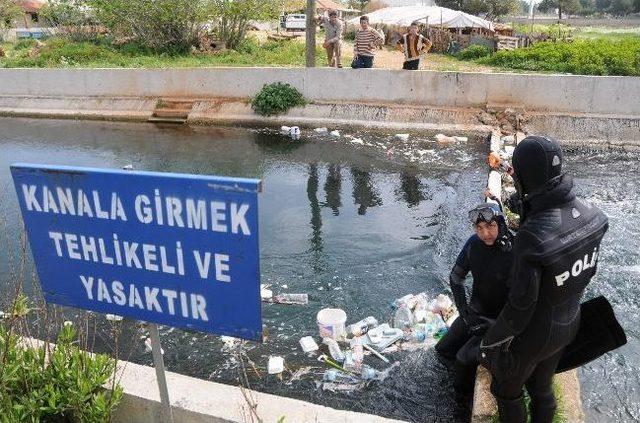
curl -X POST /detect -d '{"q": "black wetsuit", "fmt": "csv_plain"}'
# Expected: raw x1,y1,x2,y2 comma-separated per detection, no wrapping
480,174,608,422
435,232,513,392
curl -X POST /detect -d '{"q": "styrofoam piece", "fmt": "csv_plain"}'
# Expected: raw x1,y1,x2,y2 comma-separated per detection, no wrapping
299,336,320,353
314,127,328,133
106,314,123,322
330,130,340,137
395,133,410,141
268,356,285,374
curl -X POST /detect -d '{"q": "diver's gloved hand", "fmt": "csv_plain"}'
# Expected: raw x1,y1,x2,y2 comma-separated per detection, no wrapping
468,315,494,336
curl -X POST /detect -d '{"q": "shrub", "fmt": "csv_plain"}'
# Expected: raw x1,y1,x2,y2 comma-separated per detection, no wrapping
251,82,306,116
457,44,493,60
478,38,640,76
0,299,123,422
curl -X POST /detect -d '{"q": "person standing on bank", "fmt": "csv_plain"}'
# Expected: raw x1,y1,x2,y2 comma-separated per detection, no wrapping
435,202,514,394
479,136,609,423
396,21,432,70
319,10,343,68
352,16,383,69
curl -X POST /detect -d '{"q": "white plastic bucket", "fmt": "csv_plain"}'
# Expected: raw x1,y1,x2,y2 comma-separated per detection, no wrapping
316,308,347,340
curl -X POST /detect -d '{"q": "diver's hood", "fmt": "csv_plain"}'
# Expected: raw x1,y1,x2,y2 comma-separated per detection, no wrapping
512,136,564,198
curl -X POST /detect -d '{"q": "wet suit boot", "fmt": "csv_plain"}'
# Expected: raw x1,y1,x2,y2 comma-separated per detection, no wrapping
497,395,527,423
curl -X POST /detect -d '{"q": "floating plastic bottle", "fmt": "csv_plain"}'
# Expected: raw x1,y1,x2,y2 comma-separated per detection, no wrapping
361,365,381,380
323,337,346,362
346,316,379,337
393,305,414,330
351,336,364,371
273,293,308,305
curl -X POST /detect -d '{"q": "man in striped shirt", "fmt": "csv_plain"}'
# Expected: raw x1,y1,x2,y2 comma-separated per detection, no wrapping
396,21,432,70
351,16,383,69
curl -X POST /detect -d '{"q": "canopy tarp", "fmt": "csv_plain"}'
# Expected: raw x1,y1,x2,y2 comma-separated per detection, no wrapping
348,6,494,31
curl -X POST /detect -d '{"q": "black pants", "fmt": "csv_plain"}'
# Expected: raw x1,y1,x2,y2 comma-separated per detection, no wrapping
402,58,420,70
435,317,481,394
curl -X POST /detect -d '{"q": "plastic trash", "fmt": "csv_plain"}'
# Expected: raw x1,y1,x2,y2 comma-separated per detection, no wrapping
330,130,340,137
273,293,308,305
317,308,347,340
289,126,301,140
433,294,453,313
323,337,346,362
435,133,456,144
280,125,291,134
350,138,364,145
268,356,285,374
346,316,379,337
323,369,359,383
367,324,404,350
453,136,469,142
392,294,415,310
363,343,390,363
314,127,328,133
395,133,410,142
122,164,134,170
361,365,382,380
300,336,319,353
321,381,363,393
351,337,364,371
392,305,414,329
260,286,273,300
105,314,123,322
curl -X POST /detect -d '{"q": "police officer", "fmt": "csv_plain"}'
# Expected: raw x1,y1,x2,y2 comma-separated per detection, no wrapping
436,202,514,394
480,136,608,423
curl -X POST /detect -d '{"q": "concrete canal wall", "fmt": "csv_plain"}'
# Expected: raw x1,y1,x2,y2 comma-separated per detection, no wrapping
0,68,638,146
19,337,407,423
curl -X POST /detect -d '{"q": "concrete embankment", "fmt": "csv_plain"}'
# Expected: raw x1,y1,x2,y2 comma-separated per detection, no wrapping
19,337,407,423
0,68,638,146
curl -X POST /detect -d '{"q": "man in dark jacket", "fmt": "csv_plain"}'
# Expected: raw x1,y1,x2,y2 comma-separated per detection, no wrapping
480,136,609,423
436,202,514,393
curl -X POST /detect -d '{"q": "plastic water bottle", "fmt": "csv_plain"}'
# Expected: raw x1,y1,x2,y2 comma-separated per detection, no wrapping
323,337,345,362
351,336,364,371
361,365,381,380
393,305,414,329
347,316,379,337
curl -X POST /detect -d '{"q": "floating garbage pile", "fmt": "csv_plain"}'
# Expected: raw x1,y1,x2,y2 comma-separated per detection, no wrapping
272,125,475,168
264,292,458,394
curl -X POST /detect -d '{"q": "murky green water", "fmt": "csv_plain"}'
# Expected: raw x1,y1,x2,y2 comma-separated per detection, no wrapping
0,117,637,422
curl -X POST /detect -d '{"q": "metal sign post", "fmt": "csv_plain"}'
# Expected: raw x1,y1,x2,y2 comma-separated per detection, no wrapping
148,323,174,423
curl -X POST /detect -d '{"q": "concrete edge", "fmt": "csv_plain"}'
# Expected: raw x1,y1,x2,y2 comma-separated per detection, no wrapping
18,337,408,423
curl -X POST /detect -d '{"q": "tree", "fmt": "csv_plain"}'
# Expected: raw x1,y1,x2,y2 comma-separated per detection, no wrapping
0,0,21,29
40,0,98,41
208,0,282,50
349,0,371,12
537,0,581,19
86,0,210,52
437,0,519,18
608,0,634,14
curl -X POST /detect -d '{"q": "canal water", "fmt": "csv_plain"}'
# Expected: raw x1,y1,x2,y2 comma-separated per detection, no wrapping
0,117,638,422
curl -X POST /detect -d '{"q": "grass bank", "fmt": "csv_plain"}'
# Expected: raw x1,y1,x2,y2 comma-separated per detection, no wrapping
0,36,328,68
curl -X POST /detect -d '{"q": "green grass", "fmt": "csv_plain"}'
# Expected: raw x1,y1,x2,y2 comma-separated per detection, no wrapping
0,36,328,68
491,380,566,423
477,38,640,76
512,22,640,41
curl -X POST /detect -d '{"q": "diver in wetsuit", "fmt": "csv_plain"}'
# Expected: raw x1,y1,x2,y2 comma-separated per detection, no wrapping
479,136,609,423
435,202,514,394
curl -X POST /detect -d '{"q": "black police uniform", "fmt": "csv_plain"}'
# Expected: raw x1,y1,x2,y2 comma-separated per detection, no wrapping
480,136,609,423
435,225,513,393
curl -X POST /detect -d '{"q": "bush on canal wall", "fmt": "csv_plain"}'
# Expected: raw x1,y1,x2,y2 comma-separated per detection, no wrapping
251,82,306,116
0,294,123,422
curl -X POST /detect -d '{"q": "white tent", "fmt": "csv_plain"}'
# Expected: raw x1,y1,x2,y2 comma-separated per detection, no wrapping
348,6,494,32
